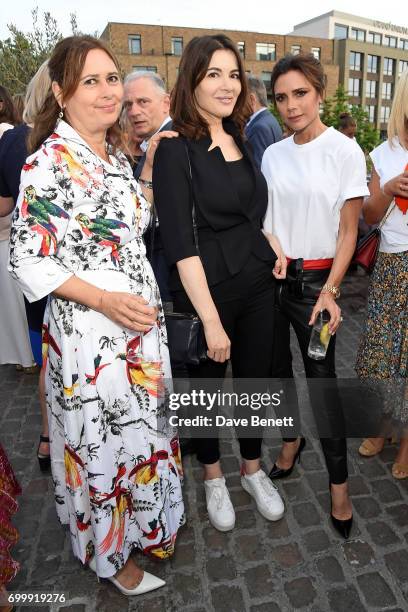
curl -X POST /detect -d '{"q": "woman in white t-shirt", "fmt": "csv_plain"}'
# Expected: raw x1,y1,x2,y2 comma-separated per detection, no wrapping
262,54,369,539
356,71,408,479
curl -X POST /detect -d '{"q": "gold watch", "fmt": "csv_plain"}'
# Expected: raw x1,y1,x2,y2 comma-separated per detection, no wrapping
321,283,340,299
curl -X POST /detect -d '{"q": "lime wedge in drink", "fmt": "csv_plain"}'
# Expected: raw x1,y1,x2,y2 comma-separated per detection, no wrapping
319,323,330,348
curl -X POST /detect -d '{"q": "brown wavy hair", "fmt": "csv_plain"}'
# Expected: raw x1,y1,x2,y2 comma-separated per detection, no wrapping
171,34,251,139
28,35,123,153
0,85,17,125
270,53,327,102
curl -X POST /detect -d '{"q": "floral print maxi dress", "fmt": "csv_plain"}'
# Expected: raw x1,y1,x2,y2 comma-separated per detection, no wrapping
9,120,185,577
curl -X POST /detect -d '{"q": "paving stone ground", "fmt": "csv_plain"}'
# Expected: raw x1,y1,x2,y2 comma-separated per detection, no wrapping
1,270,408,612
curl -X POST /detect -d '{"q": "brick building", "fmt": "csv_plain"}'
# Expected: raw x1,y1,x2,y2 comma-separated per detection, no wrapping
293,11,408,136
100,23,340,98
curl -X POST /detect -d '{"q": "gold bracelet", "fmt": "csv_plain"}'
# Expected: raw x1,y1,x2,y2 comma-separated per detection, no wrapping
321,283,340,299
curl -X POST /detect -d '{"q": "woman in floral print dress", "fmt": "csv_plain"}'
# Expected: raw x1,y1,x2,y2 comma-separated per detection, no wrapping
9,36,184,595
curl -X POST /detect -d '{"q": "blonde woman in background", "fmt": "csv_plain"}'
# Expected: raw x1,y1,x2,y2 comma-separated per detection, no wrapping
356,71,408,479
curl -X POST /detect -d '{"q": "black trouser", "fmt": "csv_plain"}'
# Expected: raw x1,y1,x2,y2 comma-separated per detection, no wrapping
272,262,348,485
173,255,275,465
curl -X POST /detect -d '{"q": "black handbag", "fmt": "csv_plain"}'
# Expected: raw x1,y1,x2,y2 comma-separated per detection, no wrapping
150,143,207,366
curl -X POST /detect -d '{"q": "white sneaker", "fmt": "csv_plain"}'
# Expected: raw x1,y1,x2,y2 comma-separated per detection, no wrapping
204,477,236,532
241,469,285,521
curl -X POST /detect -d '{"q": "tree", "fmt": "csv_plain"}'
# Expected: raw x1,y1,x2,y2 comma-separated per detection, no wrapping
321,85,381,154
0,8,92,95
0,8,61,94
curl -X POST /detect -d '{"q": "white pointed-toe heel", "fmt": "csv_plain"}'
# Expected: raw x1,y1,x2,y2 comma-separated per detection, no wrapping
87,556,165,595
107,571,166,596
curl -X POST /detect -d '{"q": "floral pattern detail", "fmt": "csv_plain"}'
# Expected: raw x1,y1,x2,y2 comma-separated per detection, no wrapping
356,251,408,423
0,444,21,587
9,120,184,578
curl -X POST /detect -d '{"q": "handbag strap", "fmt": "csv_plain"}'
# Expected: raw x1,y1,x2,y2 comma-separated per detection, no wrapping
148,140,201,261
184,143,201,257
378,201,396,230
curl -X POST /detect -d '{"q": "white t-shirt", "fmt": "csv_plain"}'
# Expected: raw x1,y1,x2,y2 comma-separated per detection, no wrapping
370,138,408,253
261,127,369,260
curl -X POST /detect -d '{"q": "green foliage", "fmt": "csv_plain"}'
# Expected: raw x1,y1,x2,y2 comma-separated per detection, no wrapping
0,8,94,96
268,103,284,128
321,85,381,155
0,8,61,95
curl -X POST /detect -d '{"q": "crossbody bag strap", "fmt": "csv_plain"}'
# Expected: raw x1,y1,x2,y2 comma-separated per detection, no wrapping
148,142,201,262
184,142,201,258
378,201,396,230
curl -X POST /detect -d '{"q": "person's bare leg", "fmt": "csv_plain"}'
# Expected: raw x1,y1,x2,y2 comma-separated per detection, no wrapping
330,481,352,520
393,437,408,477
275,438,302,469
242,458,261,475
203,460,223,480
113,556,144,589
38,368,49,456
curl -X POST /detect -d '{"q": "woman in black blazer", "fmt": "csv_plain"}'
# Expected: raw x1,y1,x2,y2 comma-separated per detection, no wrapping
153,34,286,532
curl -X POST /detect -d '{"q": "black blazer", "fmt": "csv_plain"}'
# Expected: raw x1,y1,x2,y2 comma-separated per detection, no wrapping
153,120,277,293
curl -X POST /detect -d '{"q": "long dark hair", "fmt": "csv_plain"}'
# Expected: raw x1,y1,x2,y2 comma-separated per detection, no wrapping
28,35,123,153
171,34,251,139
0,85,17,125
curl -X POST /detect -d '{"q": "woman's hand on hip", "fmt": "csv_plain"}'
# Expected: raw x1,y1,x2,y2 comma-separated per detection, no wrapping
309,292,342,335
99,291,157,332
203,320,231,363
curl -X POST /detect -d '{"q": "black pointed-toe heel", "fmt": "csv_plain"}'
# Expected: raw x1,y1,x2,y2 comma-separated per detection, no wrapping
268,438,306,480
329,483,353,539
330,513,353,539
37,435,51,471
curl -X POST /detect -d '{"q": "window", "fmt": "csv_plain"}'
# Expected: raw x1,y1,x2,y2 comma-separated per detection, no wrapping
349,51,362,71
237,41,245,58
380,106,391,123
365,80,377,98
384,35,397,48
171,37,183,56
291,45,301,55
350,28,365,42
334,24,348,39
261,71,272,88
132,65,157,72
311,47,321,60
382,82,393,100
399,38,408,50
399,60,408,76
128,35,141,55
348,78,361,97
383,57,394,76
256,42,276,61
365,105,376,123
367,54,379,74
367,31,382,45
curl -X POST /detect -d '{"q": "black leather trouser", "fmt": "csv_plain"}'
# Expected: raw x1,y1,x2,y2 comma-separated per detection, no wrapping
272,262,348,485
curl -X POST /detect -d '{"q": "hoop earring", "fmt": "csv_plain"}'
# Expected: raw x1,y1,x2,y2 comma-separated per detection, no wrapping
58,107,64,120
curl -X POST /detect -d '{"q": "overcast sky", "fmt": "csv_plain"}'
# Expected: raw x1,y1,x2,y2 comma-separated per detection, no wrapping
1,0,407,40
